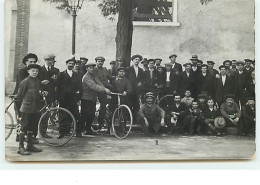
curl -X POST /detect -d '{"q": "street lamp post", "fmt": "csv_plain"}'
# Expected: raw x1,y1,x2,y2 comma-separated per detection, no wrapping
68,0,84,58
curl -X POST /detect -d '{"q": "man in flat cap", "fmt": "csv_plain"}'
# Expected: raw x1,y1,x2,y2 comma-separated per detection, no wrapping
108,61,117,81
141,58,149,72
197,64,214,98
244,59,254,75
80,57,88,74
215,65,234,106
127,54,145,122
190,55,201,99
80,63,111,136
143,59,159,93
38,54,60,106
207,61,219,78
94,56,114,128
233,61,250,107
56,58,82,138
230,60,237,75
178,63,195,98
164,63,179,95
154,58,163,69
197,60,203,69
223,60,232,77
169,54,182,75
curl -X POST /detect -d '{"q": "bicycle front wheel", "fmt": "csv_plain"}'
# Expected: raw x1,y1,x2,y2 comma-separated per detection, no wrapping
159,94,174,111
5,110,14,141
112,105,133,139
38,107,76,146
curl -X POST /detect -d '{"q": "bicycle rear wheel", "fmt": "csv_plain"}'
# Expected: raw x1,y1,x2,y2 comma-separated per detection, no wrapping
5,110,14,141
91,102,101,133
38,107,76,146
159,95,174,111
112,105,133,139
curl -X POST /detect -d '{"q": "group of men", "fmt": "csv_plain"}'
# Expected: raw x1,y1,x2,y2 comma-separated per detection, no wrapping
13,52,255,146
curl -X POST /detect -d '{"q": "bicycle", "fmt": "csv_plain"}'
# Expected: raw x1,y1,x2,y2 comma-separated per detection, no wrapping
5,93,76,147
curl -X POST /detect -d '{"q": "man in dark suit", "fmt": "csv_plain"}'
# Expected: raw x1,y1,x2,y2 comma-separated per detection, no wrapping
127,54,144,122
233,61,250,107
190,55,201,99
143,59,159,93
38,54,60,105
164,63,179,95
56,58,81,138
207,61,219,78
178,63,195,98
197,64,214,98
79,57,88,74
215,65,234,106
169,54,182,75
244,59,254,75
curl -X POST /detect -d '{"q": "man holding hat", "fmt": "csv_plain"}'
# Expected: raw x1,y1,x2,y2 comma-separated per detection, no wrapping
16,64,45,155
94,56,114,128
233,61,250,107
138,92,165,134
56,58,82,138
80,63,111,136
38,54,60,105
79,57,88,74
169,54,182,75
215,65,234,106
127,54,145,122
220,94,241,133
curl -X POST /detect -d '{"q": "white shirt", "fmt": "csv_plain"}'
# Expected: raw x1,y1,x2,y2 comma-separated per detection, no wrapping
186,72,190,77
221,75,226,86
171,63,176,69
149,68,154,78
67,69,73,77
239,71,243,74
166,71,171,82
133,65,138,77
45,64,51,71
202,73,207,76
209,107,214,111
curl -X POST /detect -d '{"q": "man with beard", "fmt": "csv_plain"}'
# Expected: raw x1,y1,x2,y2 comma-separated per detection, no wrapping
56,58,81,138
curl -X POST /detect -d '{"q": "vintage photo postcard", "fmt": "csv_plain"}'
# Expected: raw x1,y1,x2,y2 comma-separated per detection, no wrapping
5,0,255,161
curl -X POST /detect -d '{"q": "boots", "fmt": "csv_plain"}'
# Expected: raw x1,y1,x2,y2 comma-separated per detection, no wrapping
17,132,31,155
26,132,42,153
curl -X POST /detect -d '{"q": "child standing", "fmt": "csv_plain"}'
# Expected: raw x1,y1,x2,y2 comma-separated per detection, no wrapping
16,64,44,155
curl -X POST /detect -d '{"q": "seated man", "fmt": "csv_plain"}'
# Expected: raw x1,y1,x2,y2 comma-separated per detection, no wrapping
241,97,255,136
183,100,204,135
181,89,194,108
166,94,187,133
202,98,223,136
220,94,241,134
138,92,165,134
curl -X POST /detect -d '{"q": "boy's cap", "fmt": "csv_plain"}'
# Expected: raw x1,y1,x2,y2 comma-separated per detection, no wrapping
44,53,55,60
27,64,41,70
117,67,127,72
145,92,154,98
95,56,105,61
207,61,215,64
169,54,177,58
154,58,162,61
66,58,76,64
141,58,148,64
214,117,226,128
131,54,143,61
22,53,38,65
85,63,96,68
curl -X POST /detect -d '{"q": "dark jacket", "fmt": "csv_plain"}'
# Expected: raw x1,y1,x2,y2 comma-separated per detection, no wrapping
215,75,234,104
56,70,81,101
126,66,144,94
168,102,187,117
197,73,214,97
242,105,255,123
203,107,221,120
233,71,250,95
171,62,183,75
143,69,158,91
178,71,195,97
16,76,41,113
13,67,29,94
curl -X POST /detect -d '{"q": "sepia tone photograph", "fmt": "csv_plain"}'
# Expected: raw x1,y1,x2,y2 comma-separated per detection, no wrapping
5,0,255,161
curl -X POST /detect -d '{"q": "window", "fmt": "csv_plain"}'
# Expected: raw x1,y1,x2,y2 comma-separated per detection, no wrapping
133,0,180,27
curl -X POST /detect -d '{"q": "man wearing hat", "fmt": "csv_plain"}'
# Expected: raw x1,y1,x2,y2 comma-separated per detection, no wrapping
197,60,203,69
94,56,114,128
230,60,237,75
116,57,124,68
244,59,254,75
197,64,214,98
169,54,182,75
80,63,111,136
108,61,117,81
223,60,232,77
79,57,88,74
16,64,44,155
127,54,145,121
143,59,159,93
241,97,255,136
154,58,162,69
164,63,179,95
233,61,250,107
220,94,241,133
39,54,60,106
73,60,84,80
138,92,165,134
13,53,38,95
207,61,219,77
178,63,195,97
141,58,148,71
215,65,234,106
56,58,82,138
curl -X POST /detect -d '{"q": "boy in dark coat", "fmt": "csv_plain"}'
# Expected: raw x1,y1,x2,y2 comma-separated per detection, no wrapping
16,64,45,155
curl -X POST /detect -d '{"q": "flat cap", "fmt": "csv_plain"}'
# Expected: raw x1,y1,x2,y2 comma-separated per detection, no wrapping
236,61,245,65
190,55,198,61
219,65,228,70
169,54,177,58
223,60,231,65
207,61,215,64
95,56,105,61
154,58,162,61
44,53,55,60
141,58,148,64
145,92,155,98
224,94,235,100
148,59,155,63
80,57,88,61
131,54,143,61
201,64,208,68
244,59,252,63
117,67,127,72
66,58,76,64
22,53,38,65
110,61,116,64
183,63,192,67
27,64,41,70
86,63,96,67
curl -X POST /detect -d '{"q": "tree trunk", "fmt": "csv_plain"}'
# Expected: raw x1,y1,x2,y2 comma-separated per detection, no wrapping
116,0,134,67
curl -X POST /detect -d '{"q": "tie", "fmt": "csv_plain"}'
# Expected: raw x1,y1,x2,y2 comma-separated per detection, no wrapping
48,66,51,71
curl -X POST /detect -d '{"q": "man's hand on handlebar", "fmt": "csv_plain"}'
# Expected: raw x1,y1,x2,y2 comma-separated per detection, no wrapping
105,88,111,94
